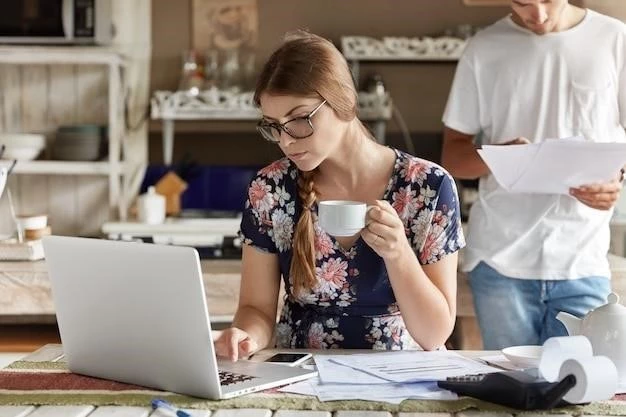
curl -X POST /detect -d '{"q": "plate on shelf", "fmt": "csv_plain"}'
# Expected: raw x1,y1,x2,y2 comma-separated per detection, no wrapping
501,345,542,368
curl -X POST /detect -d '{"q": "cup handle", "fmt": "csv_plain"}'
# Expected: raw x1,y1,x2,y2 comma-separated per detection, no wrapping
364,205,376,226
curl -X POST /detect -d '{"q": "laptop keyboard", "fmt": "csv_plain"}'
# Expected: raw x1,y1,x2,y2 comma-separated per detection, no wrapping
219,370,257,386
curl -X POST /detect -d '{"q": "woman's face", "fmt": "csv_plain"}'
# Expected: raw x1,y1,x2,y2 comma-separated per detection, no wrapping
258,93,346,171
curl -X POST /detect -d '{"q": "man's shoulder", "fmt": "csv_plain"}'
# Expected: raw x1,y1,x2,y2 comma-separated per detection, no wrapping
586,9,626,34
461,16,513,56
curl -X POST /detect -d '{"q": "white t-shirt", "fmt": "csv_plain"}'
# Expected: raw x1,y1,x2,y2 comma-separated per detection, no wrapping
443,9,626,280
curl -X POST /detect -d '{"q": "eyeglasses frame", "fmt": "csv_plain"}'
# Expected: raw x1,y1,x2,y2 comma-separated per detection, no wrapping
256,100,327,144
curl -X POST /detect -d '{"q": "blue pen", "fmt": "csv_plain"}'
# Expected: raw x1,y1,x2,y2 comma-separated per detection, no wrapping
151,398,192,417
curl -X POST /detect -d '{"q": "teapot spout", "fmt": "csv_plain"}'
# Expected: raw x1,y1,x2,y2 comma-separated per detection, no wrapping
556,311,582,336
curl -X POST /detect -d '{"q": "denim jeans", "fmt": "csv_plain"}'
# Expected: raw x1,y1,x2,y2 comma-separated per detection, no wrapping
468,261,611,350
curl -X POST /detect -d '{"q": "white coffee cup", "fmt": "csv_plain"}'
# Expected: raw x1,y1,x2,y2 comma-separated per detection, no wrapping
318,200,372,237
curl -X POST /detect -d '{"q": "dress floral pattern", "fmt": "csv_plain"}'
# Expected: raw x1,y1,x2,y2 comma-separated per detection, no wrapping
239,149,465,350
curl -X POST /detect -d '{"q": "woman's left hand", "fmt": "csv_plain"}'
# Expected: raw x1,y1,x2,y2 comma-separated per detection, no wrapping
570,170,623,211
361,200,411,261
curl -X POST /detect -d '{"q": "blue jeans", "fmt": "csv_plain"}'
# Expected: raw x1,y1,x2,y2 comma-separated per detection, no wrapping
468,261,610,350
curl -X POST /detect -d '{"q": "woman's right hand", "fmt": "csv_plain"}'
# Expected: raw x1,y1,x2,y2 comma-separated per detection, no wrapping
213,327,259,361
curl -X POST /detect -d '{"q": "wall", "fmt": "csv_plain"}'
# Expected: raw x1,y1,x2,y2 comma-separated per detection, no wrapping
148,0,624,167
149,0,512,166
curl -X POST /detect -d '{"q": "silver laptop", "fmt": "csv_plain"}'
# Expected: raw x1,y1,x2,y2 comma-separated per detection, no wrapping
42,235,317,399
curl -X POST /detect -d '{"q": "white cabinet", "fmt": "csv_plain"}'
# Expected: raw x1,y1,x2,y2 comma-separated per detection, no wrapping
0,45,131,221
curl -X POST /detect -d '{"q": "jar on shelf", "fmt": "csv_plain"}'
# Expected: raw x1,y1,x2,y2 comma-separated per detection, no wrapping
179,49,204,95
219,49,241,92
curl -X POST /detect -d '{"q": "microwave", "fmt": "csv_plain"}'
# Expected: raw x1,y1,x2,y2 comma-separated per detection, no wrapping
0,0,113,45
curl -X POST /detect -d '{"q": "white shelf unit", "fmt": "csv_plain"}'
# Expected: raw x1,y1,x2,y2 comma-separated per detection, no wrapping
341,35,467,81
151,88,392,165
0,46,129,219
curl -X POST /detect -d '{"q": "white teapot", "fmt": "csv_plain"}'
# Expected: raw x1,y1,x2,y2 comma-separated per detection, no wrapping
556,292,626,383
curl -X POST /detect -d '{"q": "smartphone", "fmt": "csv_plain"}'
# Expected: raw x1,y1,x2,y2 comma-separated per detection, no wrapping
264,352,312,367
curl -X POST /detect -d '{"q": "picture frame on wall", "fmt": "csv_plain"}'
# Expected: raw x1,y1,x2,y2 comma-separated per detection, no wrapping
462,0,509,5
192,0,258,52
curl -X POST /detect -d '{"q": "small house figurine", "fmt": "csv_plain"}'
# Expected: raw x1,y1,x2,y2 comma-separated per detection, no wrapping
154,171,188,216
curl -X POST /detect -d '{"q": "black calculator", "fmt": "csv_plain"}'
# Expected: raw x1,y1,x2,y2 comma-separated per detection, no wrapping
437,370,576,410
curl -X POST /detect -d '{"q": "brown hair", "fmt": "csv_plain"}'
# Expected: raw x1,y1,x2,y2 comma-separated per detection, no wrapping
254,30,364,294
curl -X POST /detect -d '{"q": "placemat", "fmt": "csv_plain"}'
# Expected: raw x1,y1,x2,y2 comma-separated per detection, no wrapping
1,357,625,414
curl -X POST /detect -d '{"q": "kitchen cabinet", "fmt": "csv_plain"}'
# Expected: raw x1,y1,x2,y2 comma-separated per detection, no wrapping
0,45,136,220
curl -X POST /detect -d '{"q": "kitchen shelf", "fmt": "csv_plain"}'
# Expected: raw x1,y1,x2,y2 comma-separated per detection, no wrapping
151,88,392,165
0,45,131,219
341,35,467,61
0,45,123,65
2,160,121,176
341,35,466,87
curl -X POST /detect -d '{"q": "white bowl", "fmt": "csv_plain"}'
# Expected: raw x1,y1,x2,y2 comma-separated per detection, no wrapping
0,133,46,161
501,345,542,368
16,214,48,230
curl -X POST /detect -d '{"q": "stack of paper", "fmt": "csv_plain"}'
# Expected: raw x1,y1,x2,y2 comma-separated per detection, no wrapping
477,137,626,194
279,350,500,403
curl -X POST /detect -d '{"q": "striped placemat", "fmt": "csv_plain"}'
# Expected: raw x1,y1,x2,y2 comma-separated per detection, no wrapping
0,347,625,414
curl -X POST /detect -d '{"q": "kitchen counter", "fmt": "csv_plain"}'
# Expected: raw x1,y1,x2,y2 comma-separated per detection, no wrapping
0,259,242,325
1,253,625,350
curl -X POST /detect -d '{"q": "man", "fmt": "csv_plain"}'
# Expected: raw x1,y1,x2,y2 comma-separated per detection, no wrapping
442,0,625,349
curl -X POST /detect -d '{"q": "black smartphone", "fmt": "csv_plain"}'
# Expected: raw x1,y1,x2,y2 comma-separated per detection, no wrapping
264,352,312,367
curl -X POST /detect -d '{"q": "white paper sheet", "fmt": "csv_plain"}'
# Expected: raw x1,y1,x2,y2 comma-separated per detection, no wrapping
477,138,626,194
478,354,525,371
321,351,500,383
278,375,457,403
314,354,389,384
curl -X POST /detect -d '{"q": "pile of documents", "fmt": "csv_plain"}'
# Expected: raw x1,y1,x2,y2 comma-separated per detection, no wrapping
279,351,499,403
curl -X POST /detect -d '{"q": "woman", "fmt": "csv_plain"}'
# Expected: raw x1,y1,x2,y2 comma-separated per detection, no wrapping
214,31,464,360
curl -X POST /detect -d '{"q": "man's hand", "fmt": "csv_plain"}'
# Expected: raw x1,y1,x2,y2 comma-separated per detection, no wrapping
569,170,624,210
498,137,531,146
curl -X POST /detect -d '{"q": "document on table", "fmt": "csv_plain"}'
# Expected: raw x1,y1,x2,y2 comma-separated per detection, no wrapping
279,376,457,403
477,137,626,194
318,350,500,384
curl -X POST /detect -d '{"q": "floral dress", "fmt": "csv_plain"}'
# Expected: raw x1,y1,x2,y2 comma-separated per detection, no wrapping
239,149,465,350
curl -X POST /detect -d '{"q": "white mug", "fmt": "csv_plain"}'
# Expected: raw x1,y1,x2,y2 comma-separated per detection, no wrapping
318,200,372,237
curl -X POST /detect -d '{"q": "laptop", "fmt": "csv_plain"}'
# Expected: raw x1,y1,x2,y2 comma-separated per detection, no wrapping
42,235,317,399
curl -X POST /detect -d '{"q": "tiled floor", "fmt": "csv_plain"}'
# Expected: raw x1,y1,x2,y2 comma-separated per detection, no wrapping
0,352,25,368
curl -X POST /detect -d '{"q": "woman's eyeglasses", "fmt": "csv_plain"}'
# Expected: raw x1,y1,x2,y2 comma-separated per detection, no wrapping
256,100,327,144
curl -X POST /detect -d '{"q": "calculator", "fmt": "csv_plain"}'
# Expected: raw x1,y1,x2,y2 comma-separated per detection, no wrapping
437,370,577,410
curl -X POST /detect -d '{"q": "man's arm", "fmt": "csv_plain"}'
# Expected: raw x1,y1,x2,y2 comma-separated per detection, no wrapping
441,127,488,179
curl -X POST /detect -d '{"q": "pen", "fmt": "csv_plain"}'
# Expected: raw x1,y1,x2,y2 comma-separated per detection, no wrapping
151,398,192,417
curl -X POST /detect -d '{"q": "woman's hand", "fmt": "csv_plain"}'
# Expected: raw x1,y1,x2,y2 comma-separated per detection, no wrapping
569,170,624,211
361,200,411,261
213,327,259,361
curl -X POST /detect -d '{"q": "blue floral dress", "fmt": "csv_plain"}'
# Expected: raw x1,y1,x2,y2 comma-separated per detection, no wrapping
239,149,465,350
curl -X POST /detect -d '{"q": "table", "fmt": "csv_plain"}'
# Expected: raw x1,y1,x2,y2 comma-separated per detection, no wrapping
0,347,623,417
